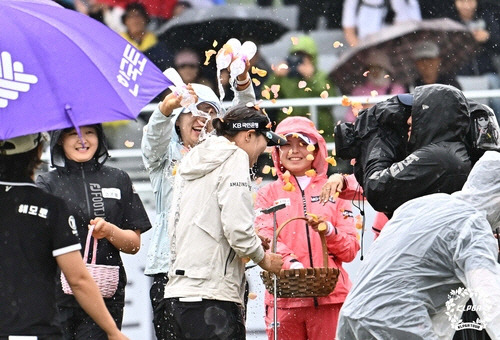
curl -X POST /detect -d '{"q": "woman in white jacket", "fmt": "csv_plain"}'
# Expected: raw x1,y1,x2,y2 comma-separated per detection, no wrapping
163,104,285,340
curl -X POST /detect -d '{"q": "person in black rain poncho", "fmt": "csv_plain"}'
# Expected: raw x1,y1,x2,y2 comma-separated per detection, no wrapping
36,125,152,339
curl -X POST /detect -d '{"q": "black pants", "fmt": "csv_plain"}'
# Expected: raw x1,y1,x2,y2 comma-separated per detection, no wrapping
162,298,246,340
58,305,123,340
150,273,169,340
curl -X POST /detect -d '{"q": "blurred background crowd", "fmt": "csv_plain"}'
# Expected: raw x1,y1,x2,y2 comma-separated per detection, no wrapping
51,0,500,166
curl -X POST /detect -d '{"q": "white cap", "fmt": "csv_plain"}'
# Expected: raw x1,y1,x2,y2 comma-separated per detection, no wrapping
0,133,47,156
284,132,317,145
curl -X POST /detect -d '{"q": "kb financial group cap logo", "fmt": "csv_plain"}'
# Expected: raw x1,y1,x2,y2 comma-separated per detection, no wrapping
445,287,486,331
0,51,38,108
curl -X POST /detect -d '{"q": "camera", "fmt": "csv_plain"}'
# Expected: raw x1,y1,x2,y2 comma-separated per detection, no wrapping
286,53,306,78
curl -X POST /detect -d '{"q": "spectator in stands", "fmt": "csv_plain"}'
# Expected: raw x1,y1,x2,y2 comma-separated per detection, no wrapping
344,52,406,122
174,48,215,91
342,0,422,47
410,41,462,90
120,2,158,52
451,0,500,121
263,35,335,141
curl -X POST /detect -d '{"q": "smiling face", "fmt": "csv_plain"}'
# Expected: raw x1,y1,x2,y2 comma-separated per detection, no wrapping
176,102,218,147
278,136,316,176
61,126,99,163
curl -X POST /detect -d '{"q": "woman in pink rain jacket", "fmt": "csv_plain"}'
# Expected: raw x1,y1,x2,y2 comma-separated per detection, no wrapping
254,116,360,340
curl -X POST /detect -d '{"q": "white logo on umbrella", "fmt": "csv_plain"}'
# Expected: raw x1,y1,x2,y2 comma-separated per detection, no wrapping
0,51,38,108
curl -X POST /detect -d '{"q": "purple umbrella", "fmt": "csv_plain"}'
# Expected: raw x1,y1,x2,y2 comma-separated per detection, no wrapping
0,0,173,140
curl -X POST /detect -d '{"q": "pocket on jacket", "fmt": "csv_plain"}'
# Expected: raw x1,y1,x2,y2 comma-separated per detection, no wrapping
175,266,211,280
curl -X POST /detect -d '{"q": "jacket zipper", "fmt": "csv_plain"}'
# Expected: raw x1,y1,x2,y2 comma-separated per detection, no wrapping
81,165,94,262
295,176,314,268
295,176,318,307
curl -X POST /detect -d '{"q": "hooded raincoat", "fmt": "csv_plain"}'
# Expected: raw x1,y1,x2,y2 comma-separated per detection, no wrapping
141,84,255,277
337,151,500,340
254,117,359,338
164,135,265,304
36,124,152,309
361,84,472,214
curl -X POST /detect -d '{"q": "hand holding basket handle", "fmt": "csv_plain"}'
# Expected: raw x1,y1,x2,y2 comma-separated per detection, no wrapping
261,216,340,298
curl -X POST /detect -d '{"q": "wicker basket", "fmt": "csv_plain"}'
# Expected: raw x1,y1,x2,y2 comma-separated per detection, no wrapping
61,226,119,298
260,217,339,298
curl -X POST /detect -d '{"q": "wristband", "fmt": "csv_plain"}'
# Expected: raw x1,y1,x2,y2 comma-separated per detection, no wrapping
325,221,336,236
235,73,251,86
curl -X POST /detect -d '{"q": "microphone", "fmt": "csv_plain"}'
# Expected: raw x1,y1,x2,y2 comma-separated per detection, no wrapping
261,203,287,215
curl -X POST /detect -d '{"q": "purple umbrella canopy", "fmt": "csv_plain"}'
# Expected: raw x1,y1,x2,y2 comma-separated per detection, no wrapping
0,0,173,140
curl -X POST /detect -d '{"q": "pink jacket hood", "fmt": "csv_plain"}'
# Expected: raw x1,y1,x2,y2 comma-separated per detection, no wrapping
272,116,329,179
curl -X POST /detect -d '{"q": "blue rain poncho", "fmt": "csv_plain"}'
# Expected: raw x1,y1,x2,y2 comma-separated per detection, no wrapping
337,151,500,340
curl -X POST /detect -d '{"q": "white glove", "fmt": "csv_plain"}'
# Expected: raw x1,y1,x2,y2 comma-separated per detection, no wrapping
290,261,305,270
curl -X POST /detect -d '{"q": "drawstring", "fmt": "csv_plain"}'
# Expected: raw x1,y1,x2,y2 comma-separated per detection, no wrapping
352,184,365,261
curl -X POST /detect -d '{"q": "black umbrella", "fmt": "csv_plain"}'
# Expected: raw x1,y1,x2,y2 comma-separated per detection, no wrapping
330,18,477,94
156,4,294,52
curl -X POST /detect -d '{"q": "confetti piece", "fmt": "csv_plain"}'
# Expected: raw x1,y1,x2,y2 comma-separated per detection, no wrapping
318,130,324,134
270,84,280,97
291,36,299,45
356,233,361,241
251,66,268,77
351,101,363,110
261,89,271,100
283,182,295,191
242,257,250,264
350,158,356,166
271,99,277,104
334,192,340,199
282,170,291,182
363,70,370,77
332,149,336,156
213,40,218,47
246,102,255,107
325,156,337,166
124,140,134,148
298,80,307,89
384,74,390,79
306,212,318,221
320,90,329,99
341,95,351,106
306,112,312,116
262,165,271,174
204,49,217,65
304,87,312,92
326,83,331,90
271,167,277,177
248,292,258,300
333,41,343,48
318,222,327,232
371,90,379,97
306,154,315,161
252,78,261,86
355,215,363,230
282,106,293,115
305,169,316,177
255,177,263,185
265,122,272,129
172,164,178,176
306,144,315,152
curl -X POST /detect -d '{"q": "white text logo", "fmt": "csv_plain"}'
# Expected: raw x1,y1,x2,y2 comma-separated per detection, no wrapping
0,51,38,108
